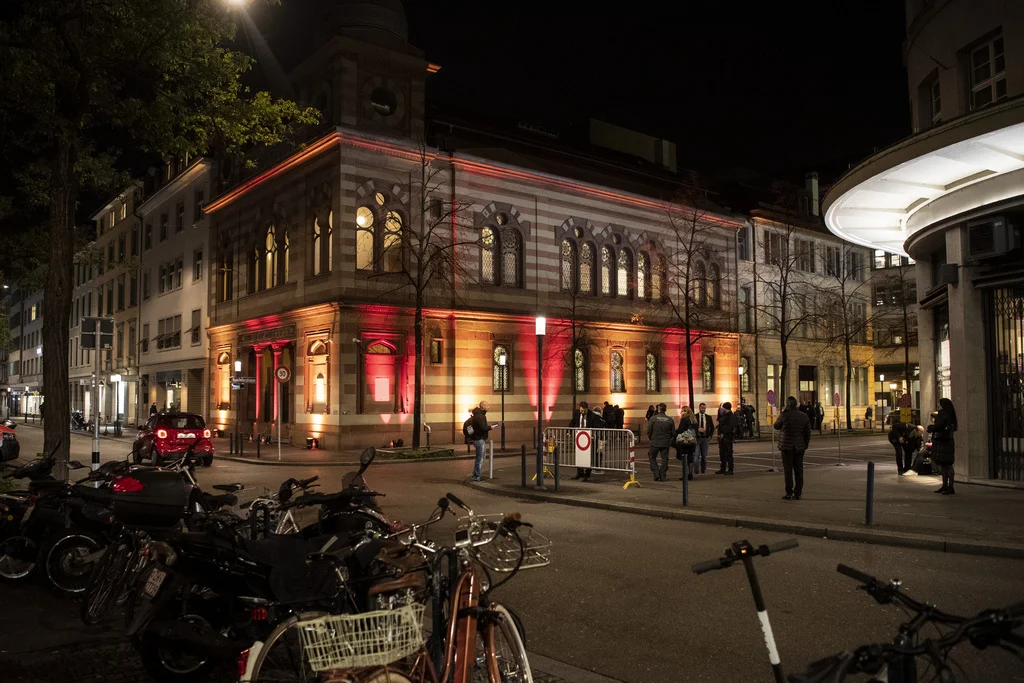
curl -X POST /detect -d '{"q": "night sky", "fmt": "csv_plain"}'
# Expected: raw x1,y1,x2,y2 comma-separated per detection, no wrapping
248,1,911,181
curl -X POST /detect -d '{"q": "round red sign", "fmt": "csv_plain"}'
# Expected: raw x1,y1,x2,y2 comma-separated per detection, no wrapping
275,366,291,383
575,430,591,451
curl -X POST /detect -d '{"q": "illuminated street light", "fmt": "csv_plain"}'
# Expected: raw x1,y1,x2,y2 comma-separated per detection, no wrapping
535,316,545,483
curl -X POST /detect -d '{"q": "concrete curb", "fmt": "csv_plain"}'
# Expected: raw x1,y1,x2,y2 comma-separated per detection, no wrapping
529,653,627,683
216,452,524,468
466,480,1024,560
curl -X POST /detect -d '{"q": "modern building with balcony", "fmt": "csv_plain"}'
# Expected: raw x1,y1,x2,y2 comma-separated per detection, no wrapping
824,0,1024,482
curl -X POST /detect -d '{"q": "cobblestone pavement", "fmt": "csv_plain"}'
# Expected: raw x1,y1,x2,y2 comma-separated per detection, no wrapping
0,638,570,683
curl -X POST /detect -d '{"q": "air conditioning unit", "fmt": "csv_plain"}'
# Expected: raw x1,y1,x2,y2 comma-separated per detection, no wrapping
966,215,1019,261
935,263,959,287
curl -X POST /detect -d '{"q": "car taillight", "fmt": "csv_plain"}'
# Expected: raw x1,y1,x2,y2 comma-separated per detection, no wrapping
156,429,168,439
112,476,145,493
203,429,212,439
237,649,250,678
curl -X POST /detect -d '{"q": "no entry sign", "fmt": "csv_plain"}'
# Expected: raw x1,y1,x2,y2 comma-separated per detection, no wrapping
833,392,841,407
574,429,592,468
767,390,776,406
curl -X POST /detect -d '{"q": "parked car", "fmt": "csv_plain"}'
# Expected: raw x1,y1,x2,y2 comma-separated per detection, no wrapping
0,424,19,462
132,412,214,467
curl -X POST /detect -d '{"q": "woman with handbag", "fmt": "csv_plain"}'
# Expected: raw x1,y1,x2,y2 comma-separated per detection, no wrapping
675,406,698,481
927,398,958,494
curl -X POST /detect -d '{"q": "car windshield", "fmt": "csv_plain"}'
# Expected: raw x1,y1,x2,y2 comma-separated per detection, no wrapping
156,415,205,430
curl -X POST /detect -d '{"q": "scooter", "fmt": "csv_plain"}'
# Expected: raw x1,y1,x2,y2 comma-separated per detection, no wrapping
71,411,89,431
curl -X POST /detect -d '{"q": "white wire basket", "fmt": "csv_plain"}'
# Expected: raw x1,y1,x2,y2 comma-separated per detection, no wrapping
296,603,426,672
456,514,552,573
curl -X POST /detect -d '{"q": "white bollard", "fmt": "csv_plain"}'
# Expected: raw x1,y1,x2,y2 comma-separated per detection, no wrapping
489,439,494,479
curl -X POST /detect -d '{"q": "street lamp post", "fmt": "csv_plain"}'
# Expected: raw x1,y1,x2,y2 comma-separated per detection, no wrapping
234,358,242,447
498,350,507,451
889,381,898,424
535,317,545,481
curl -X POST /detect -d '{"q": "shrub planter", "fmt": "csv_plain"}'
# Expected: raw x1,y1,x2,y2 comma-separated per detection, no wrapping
376,447,456,460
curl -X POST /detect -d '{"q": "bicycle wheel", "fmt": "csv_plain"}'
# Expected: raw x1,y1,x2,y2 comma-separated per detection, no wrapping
44,532,105,594
0,535,38,581
475,604,532,683
81,537,135,625
246,612,325,683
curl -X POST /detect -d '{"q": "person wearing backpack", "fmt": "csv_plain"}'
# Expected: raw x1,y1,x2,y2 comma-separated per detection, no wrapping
463,401,492,482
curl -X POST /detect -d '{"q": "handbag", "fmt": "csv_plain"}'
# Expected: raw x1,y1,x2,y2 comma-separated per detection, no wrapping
676,428,696,446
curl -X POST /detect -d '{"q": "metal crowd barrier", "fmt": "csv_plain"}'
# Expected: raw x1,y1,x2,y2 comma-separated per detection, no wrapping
543,427,639,489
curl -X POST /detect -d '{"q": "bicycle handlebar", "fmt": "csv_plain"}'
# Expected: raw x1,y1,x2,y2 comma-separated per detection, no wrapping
445,492,469,511
692,538,799,575
768,538,799,554
692,559,724,575
836,564,875,585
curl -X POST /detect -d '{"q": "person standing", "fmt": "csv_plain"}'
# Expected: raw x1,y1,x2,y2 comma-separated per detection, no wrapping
715,402,737,475
675,406,698,481
647,403,675,481
614,404,625,430
602,401,615,427
865,406,874,430
774,396,812,499
467,401,492,483
814,402,825,434
569,401,605,481
929,398,958,494
150,403,158,417
888,416,911,475
694,403,714,474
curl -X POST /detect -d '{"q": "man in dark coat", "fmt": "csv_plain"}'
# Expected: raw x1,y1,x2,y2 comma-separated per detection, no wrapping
569,401,605,481
614,405,625,430
468,402,492,482
715,402,738,475
602,401,615,427
774,396,812,499
646,403,675,481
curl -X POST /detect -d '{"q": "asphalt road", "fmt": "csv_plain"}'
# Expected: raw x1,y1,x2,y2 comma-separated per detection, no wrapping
5,428,1024,682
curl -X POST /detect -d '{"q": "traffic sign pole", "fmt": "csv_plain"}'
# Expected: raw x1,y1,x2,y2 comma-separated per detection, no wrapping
833,392,844,466
767,390,777,472
275,366,291,461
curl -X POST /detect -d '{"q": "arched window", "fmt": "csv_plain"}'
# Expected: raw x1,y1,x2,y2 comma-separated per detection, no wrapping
637,252,649,300
264,225,277,290
610,350,626,393
312,216,323,276
248,244,260,294
282,229,290,283
579,243,594,295
560,239,576,291
312,211,332,277
601,246,613,296
480,227,496,284
617,249,632,299
708,263,721,308
216,351,232,409
327,211,334,272
573,347,588,393
356,206,374,271
383,210,403,272
646,352,659,392
693,261,707,305
501,229,520,286
217,246,233,302
492,344,510,391
652,254,664,301
315,373,326,404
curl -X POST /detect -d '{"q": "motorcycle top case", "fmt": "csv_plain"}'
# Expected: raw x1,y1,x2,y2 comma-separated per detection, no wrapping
111,470,190,529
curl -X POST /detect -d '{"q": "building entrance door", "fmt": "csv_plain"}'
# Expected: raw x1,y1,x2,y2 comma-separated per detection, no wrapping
798,365,817,406
989,287,1024,482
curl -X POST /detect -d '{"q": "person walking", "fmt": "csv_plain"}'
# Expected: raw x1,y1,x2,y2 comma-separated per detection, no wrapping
929,398,958,494
715,402,737,475
646,403,675,481
888,415,912,475
694,402,714,474
465,401,492,483
644,404,655,443
774,396,812,500
865,406,874,430
675,406,698,481
569,401,605,481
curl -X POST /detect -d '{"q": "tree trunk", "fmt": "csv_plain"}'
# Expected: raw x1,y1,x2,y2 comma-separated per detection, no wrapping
779,333,789,405
845,337,854,430
412,301,423,448
684,292,694,407
45,138,77,481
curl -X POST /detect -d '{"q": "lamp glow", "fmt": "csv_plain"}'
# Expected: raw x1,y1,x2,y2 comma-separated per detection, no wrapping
535,317,546,336
234,360,242,373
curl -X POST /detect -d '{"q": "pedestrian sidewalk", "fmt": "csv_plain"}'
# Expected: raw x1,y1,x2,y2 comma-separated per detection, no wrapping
470,459,1024,559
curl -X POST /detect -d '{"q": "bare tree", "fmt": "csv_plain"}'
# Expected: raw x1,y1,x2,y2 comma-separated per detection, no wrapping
659,177,733,407
818,241,876,428
873,262,918,399
549,282,605,410
371,144,476,447
753,210,822,398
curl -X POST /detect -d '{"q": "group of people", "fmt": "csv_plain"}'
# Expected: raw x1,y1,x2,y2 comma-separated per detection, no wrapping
797,400,827,433
647,401,740,481
888,397,959,494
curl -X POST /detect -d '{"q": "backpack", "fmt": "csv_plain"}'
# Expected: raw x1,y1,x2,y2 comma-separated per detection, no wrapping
462,417,475,441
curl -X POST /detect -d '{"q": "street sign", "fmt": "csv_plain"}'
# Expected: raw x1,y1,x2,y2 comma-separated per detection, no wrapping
833,392,841,407
80,317,114,350
275,366,291,383
899,393,911,408
900,407,913,423
574,429,592,469
767,389,776,406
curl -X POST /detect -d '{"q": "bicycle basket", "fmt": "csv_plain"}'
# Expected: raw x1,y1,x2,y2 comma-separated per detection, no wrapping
456,514,552,573
297,603,425,672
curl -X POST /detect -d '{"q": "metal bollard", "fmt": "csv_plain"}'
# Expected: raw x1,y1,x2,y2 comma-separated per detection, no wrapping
553,446,560,492
532,427,536,452
865,461,875,526
229,432,235,454
240,433,244,457
256,437,261,460
488,440,494,480
536,445,543,489
682,458,689,507
521,444,527,488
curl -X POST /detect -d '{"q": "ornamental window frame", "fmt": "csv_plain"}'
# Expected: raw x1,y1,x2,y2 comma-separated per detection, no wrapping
355,182,408,274
478,206,524,288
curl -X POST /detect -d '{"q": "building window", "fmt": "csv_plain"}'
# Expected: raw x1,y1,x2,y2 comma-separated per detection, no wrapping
970,35,1006,110
117,234,126,262
430,339,443,365
306,339,330,414
740,357,751,392
156,315,181,350
617,249,632,299
282,229,290,283
217,248,232,302
795,239,814,272
312,210,333,276
109,208,115,227
573,347,588,393
645,352,659,392
193,249,203,281
106,282,113,315
108,242,115,268
383,211,403,273
737,224,752,261
560,239,576,292
480,227,496,284
216,350,232,409
766,363,781,398
130,227,139,257
479,224,521,288
765,232,787,266
141,324,149,353
159,213,168,242
651,254,664,301
117,276,125,311
193,190,204,223
707,264,721,308
702,354,715,393
637,252,648,300
190,309,201,346
492,344,510,392
739,286,752,332
601,246,613,296
264,225,278,290
175,201,185,232
128,324,136,362
356,206,374,271
579,243,594,295
610,350,625,393
873,249,886,270
930,77,941,125
846,251,864,281
120,202,127,220
144,222,152,250
693,261,707,305
142,270,150,300
29,305,36,321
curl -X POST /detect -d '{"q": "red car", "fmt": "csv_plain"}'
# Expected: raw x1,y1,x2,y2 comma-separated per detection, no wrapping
133,412,214,467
